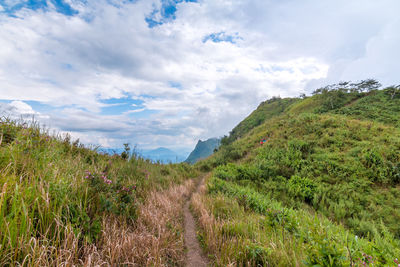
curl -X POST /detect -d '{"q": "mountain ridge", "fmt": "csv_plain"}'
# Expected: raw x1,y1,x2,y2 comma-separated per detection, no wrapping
184,138,220,164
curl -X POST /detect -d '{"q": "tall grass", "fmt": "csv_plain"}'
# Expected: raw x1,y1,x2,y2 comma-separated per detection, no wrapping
0,117,197,265
82,179,195,266
192,177,400,266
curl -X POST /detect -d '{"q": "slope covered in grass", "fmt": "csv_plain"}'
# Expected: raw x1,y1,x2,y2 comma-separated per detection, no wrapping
0,118,197,265
222,97,299,145
333,89,400,128
194,82,400,266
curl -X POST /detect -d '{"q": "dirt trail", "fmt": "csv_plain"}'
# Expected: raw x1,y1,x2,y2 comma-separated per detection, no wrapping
184,177,208,267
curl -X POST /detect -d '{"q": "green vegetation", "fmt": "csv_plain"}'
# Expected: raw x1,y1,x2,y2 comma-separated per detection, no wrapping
221,97,299,145
194,80,400,266
185,138,221,164
333,89,400,127
0,118,196,265
201,177,399,266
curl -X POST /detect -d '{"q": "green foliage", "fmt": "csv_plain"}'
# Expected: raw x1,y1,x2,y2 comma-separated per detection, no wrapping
205,112,400,239
207,177,400,266
304,228,347,267
208,143,246,167
333,88,400,128
121,143,131,160
287,175,316,203
245,243,271,266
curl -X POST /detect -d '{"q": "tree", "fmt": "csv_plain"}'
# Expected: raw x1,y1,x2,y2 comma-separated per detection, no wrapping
352,79,381,92
387,85,400,100
121,143,131,160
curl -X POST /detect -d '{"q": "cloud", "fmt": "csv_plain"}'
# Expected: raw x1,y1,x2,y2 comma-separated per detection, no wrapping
0,101,39,119
0,0,399,150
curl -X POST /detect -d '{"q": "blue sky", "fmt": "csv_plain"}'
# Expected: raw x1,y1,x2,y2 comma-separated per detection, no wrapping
1,0,400,151
0,0,78,16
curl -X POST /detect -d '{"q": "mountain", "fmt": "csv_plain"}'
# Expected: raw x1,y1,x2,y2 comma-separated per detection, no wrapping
140,147,188,163
98,147,188,163
192,81,400,266
98,147,125,155
185,138,221,164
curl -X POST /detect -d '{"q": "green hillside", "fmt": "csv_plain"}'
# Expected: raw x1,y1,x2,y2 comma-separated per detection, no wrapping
185,138,221,164
193,81,400,266
222,97,299,145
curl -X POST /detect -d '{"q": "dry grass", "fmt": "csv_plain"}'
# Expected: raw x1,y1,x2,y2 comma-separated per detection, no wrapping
191,179,272,267
82,178,195,266
190,180,240,267
6,179,195,266
5,223,82,266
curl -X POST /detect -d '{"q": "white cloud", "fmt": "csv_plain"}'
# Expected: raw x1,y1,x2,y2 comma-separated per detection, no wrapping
0,101,37,118
9,101,36,115
0,0,399,150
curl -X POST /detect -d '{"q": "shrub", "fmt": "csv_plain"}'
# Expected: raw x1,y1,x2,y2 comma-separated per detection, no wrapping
287,175,316,203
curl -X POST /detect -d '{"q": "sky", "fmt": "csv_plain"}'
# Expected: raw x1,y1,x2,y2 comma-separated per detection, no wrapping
0,0,399,152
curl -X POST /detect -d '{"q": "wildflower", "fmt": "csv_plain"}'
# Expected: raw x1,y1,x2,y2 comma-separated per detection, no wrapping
121,186,131,192
119,185,136,193
85,175,89,179
104,178,112,184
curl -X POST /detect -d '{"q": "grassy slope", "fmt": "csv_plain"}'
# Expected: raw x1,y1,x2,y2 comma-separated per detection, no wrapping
0,118,197,265
222,97,299,145
194,87,400,266
333,89,400,128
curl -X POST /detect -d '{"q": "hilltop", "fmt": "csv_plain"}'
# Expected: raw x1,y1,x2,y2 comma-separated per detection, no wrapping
192,80,400,266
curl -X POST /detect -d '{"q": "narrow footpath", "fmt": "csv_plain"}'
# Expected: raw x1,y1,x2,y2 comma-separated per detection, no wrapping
184,177,209,267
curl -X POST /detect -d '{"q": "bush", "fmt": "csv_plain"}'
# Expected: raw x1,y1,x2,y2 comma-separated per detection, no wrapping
287,175,316,203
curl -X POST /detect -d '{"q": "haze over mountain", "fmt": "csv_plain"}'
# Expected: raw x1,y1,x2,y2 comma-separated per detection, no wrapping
140,147,188,163
99,146,189,163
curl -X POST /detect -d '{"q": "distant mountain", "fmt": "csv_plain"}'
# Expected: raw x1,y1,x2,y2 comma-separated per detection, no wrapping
98,147,188,163
97,147,124,155
185,138,220,164
140,147,187,163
